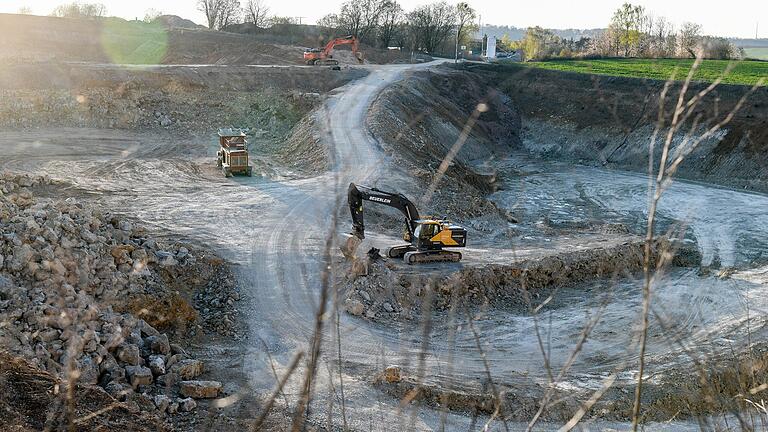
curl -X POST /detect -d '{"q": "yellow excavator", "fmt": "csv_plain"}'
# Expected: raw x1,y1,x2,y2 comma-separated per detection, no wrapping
348,183,467,264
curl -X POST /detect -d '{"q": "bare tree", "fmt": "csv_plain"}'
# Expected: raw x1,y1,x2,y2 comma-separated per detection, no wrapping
699,36,738,59
406,1,456,53
611,2,646,57
678,22,702,58
269,16,295,25
217,0,241,29
454,2,477,61
244,0,269,28
651,16,675,57
17,6,33,14
51,2,106,18
198,0,219,29
198,0,241,30
378,0,403,48
143,8,162,23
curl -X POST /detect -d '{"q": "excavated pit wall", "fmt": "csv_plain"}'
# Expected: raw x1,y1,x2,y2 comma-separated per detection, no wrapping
364,68,521,237
459,63,768,193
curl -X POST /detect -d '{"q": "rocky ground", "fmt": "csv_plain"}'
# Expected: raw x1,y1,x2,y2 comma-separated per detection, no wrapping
0,173,245,429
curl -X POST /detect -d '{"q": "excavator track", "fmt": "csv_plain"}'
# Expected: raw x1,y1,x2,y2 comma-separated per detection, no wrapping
386,244,416,258
403,250,462,264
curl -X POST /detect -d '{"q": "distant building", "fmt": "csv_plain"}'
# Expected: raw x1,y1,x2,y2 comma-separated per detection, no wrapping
485,36,497,59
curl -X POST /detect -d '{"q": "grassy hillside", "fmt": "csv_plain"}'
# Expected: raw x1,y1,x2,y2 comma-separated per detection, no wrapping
519,58,767,86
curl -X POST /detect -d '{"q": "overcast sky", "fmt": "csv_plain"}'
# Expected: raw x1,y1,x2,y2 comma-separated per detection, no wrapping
1,0,765,39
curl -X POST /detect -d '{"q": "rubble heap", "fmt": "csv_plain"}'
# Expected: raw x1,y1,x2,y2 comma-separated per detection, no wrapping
0,173,239,420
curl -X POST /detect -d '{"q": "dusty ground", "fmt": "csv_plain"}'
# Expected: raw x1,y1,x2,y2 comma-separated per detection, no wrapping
2,21,768,431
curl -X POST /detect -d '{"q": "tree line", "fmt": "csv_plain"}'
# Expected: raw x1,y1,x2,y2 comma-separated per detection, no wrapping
507,3,741,61
195,0,478,55
39,1,744,61
318,0,476,54
196,0,272,30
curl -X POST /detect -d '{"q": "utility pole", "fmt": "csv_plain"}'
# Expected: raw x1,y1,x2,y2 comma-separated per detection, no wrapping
479,14,484,57
455,26,460,63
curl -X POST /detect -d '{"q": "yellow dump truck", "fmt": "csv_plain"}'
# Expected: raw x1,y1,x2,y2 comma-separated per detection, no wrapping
217,128,253,177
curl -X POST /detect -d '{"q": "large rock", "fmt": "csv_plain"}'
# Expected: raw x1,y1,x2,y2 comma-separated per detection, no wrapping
146,334,170,355
8,244,34,272
179,397,197,412
345,299,364,316
155,251,178,267
125,365,153,388
179,380,222,399
78,357,99,385
148,355,166,376
153,394,171,413
170,359,203,380
117,344,141,366
155,372,179,388
382,365,402,383
105,381,132,401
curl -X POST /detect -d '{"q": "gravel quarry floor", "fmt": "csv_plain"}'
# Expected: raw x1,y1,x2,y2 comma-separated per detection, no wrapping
2,58,768,430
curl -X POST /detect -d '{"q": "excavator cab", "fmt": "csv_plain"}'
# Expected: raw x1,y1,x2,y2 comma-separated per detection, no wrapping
414,220,467,249
414,222,439,243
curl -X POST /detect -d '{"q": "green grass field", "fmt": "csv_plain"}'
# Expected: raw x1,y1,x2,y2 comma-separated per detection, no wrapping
521,58,767,86
744,47,768,60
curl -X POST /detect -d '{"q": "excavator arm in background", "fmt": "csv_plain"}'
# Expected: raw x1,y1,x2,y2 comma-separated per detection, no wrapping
347,182,420,240
304,35,364,65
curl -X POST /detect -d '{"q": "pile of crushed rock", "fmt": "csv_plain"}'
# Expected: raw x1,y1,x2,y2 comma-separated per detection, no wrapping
0,172,240,421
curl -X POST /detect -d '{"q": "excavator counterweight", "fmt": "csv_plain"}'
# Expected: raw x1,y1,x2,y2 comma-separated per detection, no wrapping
347,183,467,264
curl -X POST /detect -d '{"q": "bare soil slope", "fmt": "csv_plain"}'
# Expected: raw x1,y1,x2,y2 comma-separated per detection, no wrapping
0,13,304,65
366,68,520,226
464,63,768,192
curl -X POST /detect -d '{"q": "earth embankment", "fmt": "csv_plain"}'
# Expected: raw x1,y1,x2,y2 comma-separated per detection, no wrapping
464,63,768,192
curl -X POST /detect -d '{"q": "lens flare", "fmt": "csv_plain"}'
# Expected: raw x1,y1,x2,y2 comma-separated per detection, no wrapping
100,19,168,65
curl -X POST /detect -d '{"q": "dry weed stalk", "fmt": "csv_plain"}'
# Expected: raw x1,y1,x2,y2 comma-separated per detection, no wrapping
632,54,764,431
290,112,345,431
254,350,305,430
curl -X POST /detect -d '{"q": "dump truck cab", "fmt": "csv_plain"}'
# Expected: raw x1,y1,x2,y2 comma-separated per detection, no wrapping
217,128,253,177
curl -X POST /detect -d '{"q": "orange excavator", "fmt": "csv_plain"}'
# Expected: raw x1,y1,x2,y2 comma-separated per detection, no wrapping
303,35,364,66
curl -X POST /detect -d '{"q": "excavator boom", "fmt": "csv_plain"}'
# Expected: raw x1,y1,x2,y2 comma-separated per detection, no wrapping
348,183,419,240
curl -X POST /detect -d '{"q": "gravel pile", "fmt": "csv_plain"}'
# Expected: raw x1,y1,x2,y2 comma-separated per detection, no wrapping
0,172,238,418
